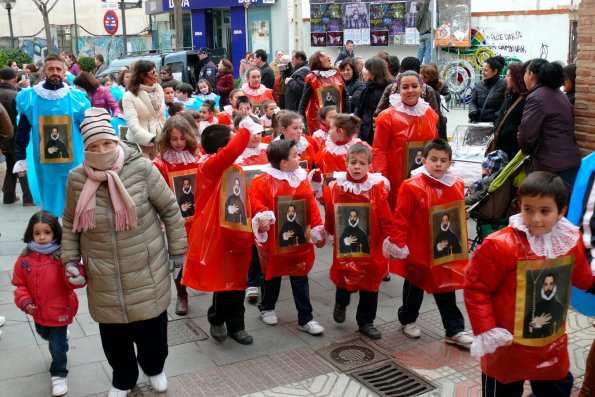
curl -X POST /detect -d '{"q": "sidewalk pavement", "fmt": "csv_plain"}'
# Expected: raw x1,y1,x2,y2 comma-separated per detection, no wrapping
0,110,592,397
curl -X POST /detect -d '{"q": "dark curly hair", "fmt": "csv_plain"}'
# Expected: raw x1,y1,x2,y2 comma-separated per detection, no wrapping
338,58,359,82
505,62,527,95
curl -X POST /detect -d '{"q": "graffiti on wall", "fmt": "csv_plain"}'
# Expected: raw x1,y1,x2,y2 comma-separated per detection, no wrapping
77,36,150,63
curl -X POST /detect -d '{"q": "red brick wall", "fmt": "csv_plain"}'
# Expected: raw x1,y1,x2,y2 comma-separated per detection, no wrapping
576,0,595,154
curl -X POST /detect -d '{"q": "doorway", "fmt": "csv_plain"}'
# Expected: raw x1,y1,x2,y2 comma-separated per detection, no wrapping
211,9,232,62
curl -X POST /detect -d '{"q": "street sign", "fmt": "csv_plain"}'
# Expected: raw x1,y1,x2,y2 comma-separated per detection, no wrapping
103,10,119,36
101,2,118,11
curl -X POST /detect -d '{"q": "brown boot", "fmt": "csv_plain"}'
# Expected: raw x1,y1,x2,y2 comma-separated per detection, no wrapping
175,296,188,315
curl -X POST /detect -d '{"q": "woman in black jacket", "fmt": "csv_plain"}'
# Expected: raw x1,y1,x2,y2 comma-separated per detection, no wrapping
354,57,393,145
339,58,365,112
491,62,527,160
469,56,507,123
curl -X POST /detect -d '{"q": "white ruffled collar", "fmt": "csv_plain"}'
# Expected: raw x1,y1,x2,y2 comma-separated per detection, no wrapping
388,94,430,117
196,93,215,100
411,166,458,187
333,172,390,194
325,138,361,156
236,143,268,164
274,135,310,155
162,149,197,165
198,117,218,135
242,83,268,96
312,129,329,141
313,69,337,78
509,214,579,259
223,104,233,115
262,164,307,188
33,82,70,100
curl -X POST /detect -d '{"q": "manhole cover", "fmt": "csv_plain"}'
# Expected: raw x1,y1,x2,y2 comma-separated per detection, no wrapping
316,338,388,371
168,318,208,346
351,361,435,397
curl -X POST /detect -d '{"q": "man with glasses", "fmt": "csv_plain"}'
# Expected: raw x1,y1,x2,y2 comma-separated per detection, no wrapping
159,65,180,89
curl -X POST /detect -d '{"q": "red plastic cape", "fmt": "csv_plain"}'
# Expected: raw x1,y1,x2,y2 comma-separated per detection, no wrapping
304,72,345,135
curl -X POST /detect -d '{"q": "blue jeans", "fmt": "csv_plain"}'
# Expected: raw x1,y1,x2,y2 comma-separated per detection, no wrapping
417,32,432,64
259,276,313,326
35,323,68,377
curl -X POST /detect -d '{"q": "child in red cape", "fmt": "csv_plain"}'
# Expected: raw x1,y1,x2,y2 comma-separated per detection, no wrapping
182,117,264,345
274,111,318,171
311,105,337,148
465,171,595,395
250,139,327,335
386,139,473,348
323,145,394,339
153,116,200,316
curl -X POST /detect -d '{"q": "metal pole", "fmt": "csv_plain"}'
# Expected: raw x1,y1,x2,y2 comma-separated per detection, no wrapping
120,0,127,55
72,0,79,54
7,6,14,49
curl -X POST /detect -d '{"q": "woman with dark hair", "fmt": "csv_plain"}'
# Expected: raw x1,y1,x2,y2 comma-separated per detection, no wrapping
67,54,80,76
298,51,349,134
563,64,576,106
518,58,581,190
420,64,450,140
469,56,507,123
216,58,235,107
354,57,393,144
122,60,165,159
241,67,274,117
489,62,527,160
74,71,121,117
111,69,131,102
339,58,365,112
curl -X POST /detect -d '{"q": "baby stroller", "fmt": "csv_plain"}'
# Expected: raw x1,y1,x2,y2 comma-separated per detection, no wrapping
467,152,531,251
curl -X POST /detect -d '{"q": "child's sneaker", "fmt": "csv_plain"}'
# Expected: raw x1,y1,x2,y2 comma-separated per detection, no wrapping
108,387,130,397
260,310,278,325
246,287,260,304
51,376,68,397
445,331,473,349
149,372,168,392
333,304,346,323
66,329,70,340
402,323,421,338
298,320,324,335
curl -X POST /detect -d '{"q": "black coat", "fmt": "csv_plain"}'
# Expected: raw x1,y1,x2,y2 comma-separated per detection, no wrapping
492,92,525,160
354,81,390,145
259,63,275,90
0,83,17,153
285,65,310,112
198,58,218,93
469,75,507,123
345,78,365,113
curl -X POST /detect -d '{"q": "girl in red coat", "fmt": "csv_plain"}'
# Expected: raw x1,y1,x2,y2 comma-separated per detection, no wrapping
311,105,337,148
465,171,595,396
153,116,200,316
274,111,318,170
323,145,394,339
12,211,85,397
250,139,328,335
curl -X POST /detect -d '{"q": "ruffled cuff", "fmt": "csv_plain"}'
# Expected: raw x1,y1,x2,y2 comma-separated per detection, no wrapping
470,327,513,359
326,233,334,246
13,160,27,173
310,225,328,244
252,211,276,243
308,169,323,199
382,238,409,259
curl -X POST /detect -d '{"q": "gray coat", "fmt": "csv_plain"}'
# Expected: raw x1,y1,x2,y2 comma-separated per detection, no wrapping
62,141,187,324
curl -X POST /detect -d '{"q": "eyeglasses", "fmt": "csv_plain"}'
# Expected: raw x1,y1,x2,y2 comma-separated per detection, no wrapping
148,70,157,76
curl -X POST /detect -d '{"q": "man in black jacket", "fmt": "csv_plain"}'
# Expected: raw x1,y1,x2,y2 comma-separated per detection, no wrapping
285,51,309,112
335,40,355,65
254,49,275,90
197,47,218,93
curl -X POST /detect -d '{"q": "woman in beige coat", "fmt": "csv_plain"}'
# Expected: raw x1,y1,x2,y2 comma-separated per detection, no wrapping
122,60,165,159
61,108,186,397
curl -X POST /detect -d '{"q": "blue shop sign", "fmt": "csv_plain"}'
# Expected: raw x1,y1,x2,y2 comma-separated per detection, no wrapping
162,0,269,11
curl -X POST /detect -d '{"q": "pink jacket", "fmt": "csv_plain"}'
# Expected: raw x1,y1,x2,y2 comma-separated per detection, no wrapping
91,86,122,117
12,249,83,327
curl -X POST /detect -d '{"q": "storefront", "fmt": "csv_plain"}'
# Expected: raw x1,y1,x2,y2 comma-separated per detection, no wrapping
145,0,275,78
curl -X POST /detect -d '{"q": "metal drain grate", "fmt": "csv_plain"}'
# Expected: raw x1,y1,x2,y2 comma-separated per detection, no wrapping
316,338,388,372
351,361,435,397
167,318,208,346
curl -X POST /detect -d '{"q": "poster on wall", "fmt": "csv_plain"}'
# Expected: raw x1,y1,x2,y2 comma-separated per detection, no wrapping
435,0,471,47
327,31,344,47
311,32,327,47
405,0,420,44
370,2,406,46
250,20,271,54
310,3,343,33
342,3,370,45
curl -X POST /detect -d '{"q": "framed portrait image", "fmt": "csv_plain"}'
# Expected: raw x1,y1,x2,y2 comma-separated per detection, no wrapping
169,169,197,222
335,203,371,258
242,165,266,188
118,125,128,140
39,116,73,164
323,173,336,189
404,140,429,179
275,195,310,254
514,255,573,346
429,201,469,266
316,85,343,113
220,167,251,232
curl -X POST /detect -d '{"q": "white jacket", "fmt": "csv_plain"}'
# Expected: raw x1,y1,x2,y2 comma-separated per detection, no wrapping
122,85,165,146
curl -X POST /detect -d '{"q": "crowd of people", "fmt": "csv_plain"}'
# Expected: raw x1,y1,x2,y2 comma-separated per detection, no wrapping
0,45,592,397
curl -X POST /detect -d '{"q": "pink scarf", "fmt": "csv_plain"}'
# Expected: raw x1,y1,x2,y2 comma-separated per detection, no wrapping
72,146,137,232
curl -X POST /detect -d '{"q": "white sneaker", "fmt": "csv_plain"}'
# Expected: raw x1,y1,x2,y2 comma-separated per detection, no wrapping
0,316,5,327
298,320,324,335
446,331,473,349
51,376,68,397
402,323,421,339
66,329,70,340
260,310,278,325
149,372,168,392
245,287,260,304
108,387,130,397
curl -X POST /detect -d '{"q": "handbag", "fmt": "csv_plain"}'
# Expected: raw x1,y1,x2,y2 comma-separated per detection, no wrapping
485,95,524,156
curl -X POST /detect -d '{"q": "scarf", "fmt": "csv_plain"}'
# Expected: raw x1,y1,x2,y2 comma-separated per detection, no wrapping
28,241,60,255
73,146,137,232
139,83,162,112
